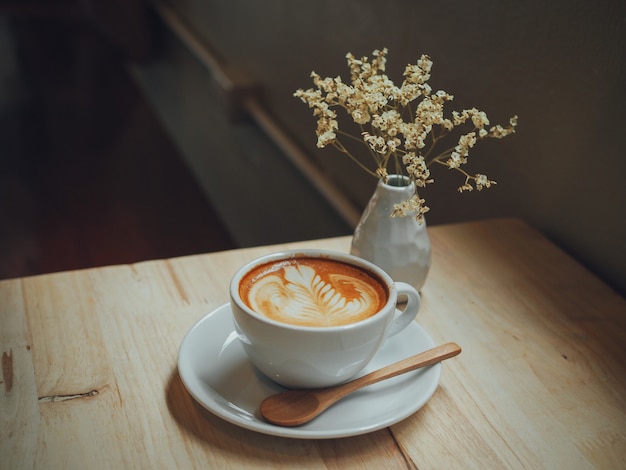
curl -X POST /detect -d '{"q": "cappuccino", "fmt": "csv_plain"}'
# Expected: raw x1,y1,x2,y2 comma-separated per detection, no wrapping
239,256,388,327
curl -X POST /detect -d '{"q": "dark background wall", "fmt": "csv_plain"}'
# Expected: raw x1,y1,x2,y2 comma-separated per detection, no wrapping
133,0,626,295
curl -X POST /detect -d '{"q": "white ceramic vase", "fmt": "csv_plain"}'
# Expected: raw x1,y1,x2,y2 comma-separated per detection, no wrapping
350,175,432,291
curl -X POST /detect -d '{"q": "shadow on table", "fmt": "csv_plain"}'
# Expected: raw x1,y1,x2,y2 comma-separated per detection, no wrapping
164,367,400,463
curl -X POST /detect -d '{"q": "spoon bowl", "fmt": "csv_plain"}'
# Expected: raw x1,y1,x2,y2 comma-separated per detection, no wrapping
260,342,461,427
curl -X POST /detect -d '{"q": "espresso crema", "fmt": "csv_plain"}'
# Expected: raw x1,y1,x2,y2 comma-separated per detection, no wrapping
239,257,388,327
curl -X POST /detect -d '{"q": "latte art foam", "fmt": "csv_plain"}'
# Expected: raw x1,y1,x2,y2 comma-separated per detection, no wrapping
239,257,388,327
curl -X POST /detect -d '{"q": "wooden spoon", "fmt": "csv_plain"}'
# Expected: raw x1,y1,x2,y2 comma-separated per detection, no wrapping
260,342,461,427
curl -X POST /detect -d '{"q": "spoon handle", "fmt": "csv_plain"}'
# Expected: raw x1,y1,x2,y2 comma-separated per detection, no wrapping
322,342,461,401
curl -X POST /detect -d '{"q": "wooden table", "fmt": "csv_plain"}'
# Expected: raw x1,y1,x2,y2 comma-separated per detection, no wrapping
2,218,625,469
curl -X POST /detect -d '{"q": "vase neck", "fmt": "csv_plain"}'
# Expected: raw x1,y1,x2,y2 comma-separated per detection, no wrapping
384,174,411,187
376,174,414,204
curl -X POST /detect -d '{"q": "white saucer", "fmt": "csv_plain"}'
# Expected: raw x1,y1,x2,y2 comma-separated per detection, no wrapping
177,304,441,439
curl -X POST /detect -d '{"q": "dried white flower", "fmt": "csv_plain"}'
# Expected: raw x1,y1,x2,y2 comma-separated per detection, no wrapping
391,195,430,224
295,48,518,222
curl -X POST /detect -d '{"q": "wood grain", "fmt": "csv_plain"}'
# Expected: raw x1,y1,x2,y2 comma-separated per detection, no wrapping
1,219,625,469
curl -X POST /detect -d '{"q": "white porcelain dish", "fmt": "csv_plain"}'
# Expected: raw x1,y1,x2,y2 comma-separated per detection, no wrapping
177,303,441,439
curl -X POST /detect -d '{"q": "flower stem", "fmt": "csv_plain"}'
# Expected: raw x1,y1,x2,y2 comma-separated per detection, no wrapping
332,141,379,178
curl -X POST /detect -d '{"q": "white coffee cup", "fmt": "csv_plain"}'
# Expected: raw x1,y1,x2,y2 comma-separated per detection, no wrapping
229,249,421,388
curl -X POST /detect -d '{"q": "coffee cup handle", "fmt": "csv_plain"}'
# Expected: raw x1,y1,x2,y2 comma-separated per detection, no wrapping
387,282,421,338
